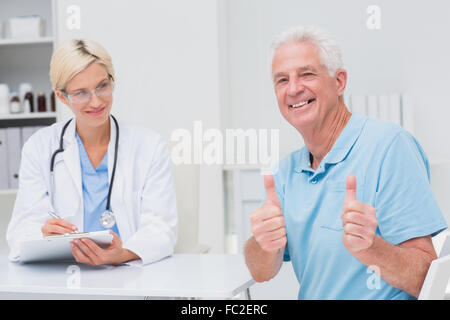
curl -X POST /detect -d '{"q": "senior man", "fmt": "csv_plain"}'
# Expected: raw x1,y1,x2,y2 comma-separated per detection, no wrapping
244,26,447,299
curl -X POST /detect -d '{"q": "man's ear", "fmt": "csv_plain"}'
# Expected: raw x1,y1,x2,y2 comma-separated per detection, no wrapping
335,68,347,97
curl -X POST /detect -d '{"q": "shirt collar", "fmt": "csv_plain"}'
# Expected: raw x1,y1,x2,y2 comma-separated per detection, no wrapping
294,113,368,173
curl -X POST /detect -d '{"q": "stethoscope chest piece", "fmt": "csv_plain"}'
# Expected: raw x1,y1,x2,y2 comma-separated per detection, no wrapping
100,210,116,229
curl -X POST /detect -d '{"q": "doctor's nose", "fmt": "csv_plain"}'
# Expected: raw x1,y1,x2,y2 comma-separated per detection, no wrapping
88,92,103,107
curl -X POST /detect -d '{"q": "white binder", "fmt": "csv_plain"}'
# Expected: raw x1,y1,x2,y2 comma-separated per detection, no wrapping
401,94,415,135
378,94,390,123
6,127,22,189
367,95,379,119
0,129,8,189
343,92,352,112
388,94,402,126
350,95,367,116
19,230,114,263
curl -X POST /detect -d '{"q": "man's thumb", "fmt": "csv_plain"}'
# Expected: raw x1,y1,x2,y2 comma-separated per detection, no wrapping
264,174,280,207
345,174,357,202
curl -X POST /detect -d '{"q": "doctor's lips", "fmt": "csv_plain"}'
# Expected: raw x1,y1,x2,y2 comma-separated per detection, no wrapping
85,106,106,116
289,98,316,109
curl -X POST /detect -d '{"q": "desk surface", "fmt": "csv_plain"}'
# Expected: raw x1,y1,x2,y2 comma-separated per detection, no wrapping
0,253,255,298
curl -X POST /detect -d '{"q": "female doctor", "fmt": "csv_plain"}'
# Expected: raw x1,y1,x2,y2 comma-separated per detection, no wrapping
6,39,178,266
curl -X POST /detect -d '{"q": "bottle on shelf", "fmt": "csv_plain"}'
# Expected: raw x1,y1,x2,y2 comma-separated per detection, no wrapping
51,91,56,112
37,92,46,112
23,92,34,113
19,83,32,104
10,92,21,114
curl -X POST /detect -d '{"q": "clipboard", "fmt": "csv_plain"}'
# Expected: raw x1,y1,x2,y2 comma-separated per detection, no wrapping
19,230,114,263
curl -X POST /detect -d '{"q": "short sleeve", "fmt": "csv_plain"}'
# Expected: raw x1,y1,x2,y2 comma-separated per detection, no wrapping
374,131,447,245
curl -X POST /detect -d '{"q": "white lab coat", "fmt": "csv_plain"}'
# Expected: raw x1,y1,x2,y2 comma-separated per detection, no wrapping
6,117,178,265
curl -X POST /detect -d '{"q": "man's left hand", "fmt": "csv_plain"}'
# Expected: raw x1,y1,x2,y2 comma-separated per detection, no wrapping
341,174,378,253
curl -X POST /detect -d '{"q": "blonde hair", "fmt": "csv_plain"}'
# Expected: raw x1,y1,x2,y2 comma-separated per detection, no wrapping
50,39,115,91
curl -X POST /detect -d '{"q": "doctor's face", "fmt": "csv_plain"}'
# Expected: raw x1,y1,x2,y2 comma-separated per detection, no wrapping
58,62,113,128
272,41,346,131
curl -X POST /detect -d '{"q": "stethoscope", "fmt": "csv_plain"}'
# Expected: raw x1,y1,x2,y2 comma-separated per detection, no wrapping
49,114,119,229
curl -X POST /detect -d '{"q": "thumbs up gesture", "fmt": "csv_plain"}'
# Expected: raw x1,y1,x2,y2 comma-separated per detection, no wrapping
249,174,287,253
341,174,378,253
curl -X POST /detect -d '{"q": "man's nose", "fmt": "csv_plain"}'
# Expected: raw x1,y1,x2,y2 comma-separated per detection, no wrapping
286,78,305,96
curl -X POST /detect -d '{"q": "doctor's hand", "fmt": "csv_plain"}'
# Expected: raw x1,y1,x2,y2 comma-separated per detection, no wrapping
249,174,287,253
341,174,378,253
70,231,139,266
41,218,78,236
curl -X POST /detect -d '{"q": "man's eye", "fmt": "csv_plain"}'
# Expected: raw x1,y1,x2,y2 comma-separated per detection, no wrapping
277,79,288,84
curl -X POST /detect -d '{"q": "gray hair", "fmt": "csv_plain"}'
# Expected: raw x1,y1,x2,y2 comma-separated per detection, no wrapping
269,26,344,76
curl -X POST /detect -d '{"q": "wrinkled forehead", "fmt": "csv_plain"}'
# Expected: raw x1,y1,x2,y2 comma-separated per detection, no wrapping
271,41,324,75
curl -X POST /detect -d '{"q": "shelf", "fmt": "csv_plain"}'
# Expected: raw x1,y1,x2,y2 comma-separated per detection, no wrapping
0,112,57,120
0,37,53,47
0,112,57,128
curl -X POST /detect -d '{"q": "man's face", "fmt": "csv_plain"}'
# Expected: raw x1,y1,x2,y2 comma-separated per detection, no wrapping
272,41,344,131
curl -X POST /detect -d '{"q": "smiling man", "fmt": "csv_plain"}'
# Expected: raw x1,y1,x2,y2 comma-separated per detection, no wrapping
244,26,447,299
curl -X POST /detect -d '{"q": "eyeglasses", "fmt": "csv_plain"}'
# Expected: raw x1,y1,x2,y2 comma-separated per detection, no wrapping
62,82,114,105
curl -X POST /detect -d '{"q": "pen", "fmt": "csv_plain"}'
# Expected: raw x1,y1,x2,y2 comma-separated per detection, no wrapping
48,210,79,233
48,210,62,219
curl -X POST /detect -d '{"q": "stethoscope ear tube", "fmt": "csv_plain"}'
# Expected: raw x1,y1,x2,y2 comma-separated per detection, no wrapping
106,114,119,212
49,115,119,229
50,118,73,172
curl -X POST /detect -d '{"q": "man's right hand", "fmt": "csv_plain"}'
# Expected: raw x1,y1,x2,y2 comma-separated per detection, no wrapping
250,174,287,253
41,218,78,236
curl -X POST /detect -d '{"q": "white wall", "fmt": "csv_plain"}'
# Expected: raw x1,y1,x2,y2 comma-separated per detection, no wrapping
54,0,225,252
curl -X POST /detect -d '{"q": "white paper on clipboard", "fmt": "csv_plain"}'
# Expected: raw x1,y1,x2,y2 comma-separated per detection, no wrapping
19,230,113,263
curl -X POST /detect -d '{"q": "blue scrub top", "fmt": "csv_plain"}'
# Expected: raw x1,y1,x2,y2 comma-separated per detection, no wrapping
76,133,120,238
271,113,447,300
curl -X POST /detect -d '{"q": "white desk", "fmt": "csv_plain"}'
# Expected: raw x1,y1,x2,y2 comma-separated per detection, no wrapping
0,253,255,299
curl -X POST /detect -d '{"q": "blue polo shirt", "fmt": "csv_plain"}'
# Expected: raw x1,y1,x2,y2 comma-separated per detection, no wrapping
272,113,447,300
